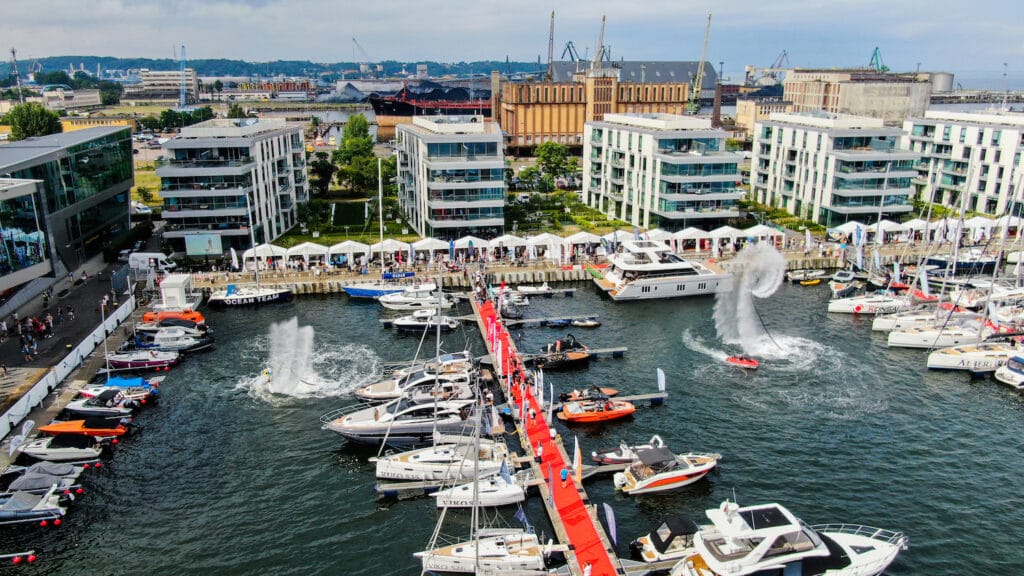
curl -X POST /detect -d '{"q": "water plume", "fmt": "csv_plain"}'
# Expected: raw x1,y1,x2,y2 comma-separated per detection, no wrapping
713,242,787,353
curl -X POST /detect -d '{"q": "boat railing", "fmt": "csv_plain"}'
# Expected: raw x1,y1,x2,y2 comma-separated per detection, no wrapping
811,524,908,548
318,404,367,425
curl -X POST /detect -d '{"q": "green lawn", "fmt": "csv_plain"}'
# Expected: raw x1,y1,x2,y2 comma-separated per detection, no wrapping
132,163,162,206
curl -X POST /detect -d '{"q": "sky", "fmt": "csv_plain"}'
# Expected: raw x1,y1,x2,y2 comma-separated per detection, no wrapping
6,0,1024,87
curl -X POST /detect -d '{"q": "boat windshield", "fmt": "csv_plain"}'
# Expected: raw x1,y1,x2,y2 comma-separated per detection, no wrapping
1007,357,1024,374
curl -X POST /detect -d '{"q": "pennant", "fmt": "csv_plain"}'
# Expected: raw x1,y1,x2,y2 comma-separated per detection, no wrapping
573,435,582,484
603,503,618,545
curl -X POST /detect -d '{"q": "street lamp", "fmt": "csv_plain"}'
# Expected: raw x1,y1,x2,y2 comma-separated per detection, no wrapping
344,226,350,239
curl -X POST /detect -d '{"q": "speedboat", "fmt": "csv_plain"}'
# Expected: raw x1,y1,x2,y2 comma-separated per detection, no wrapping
533,350,590,371
669,501,908,576
141,309,205,325
379,283,455,311
725,355,759,369
592,434,666,464
16,435,106,462
320,399,478,446
387,310,460,332
133,327,214,353
828,270,862,298
385,351,475,380
827,293,911,315
135,318,210,337
499,302,525,320
414,529,547,573
105,349,180,370
207,284,294,306
370,438,510,481
570,317,601,328
927,341,1019,372
62,390,137,419
341,278,409,299
613,448,720,495
786,269,826,283
994,355,1024,390
431,471,525,508
406,379,476,405
557,399,636,423
515,282,552,294
0,462,84,497
0,486,67,527
78,380,159,406
39,418,132,438
630,515,699,563
354,368,473,404
559,386,619,403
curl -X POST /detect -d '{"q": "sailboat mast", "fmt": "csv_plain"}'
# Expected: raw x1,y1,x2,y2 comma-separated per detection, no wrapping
244,191,260,289
378,157,384,276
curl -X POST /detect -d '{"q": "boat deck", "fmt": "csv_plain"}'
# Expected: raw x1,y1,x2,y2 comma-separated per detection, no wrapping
471,296,622,576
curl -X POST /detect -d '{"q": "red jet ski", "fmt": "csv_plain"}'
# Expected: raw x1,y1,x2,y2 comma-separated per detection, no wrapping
726,355,759,369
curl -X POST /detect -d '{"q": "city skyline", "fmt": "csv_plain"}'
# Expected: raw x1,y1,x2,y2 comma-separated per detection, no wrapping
5,0,1023,87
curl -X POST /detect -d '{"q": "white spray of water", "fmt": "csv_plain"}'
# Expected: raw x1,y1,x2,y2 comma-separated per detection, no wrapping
713,243,788,353
236,317,381,401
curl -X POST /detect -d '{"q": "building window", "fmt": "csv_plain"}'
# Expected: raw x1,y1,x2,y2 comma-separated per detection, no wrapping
942,126,951,141
992,130,1001,145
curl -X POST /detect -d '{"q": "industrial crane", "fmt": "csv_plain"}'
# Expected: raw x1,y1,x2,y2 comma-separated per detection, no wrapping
869,47,889,73
9,48,24,104
687,13,712,114
561,41,582,62
545,11,555,81
744,50,789,85
591,15,606,69
353,37,382,78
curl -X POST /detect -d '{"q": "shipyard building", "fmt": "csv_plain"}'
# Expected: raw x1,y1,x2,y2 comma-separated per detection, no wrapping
751,112,919,226
157,118,308,252
395,116,505,240
902,110,1024,216
582,113,742,230
783,69,931,124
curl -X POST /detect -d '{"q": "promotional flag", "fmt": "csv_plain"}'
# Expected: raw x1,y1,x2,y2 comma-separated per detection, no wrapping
573,435,582,484
514,505,532,531
230,247,239,270
602,503,618,545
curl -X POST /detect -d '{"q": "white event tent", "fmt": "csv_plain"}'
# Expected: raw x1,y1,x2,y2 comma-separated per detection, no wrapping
328,240,370,265
286,241,329,263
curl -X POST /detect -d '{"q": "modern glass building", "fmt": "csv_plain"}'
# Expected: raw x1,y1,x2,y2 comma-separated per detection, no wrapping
0,126,133,279
0,178,50,292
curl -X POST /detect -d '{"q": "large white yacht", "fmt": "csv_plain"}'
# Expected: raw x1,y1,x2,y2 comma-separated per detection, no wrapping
670,501,907,576
593,239,730,301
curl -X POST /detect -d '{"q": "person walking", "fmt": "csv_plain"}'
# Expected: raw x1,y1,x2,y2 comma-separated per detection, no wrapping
67,305,75,321
56,308,63,324
0,319,7,340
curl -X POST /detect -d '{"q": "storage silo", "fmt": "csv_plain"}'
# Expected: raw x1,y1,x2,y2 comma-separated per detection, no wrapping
930,72,955,93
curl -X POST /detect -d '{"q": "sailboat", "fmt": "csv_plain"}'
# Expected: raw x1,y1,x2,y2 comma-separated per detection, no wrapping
208,199,294,306
342,158,413,299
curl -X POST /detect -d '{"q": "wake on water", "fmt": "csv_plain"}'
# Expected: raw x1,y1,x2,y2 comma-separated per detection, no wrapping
713,242,788,354
236,317,381,401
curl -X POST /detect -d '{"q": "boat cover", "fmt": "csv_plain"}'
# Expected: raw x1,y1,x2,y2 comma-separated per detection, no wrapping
637,447,677,467
650,515,699,554
8,474,61,492
106,376,146,388
26,462,77,476
0,492,43,511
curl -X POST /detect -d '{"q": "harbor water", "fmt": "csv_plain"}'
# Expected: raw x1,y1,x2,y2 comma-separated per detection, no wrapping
6,283,1023,575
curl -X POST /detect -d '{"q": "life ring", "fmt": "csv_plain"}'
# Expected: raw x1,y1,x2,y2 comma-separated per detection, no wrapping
854,305,863,313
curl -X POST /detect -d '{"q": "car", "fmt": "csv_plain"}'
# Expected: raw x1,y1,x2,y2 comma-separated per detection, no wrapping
133,240,145,251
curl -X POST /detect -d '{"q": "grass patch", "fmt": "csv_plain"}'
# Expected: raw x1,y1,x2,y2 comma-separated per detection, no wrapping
132,163,162,206
98,104,172,116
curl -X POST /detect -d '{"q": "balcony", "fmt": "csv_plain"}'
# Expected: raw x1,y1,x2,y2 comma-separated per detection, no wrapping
160,184,253,198
155,157,256,177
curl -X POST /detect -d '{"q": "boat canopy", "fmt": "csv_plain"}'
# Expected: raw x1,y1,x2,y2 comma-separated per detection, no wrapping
0,492,44,512
106,376,146,388
637,446,677,467
8,473,62,492
650,515,699,554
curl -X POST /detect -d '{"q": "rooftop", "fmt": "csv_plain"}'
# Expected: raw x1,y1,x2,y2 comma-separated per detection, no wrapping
601,113,713,131
764,111,886,130
0,126,128,171
918,108,1024,128
405,116,500,137
178,117,292,139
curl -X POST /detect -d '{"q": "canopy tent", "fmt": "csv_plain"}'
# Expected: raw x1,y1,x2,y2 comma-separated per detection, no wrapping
996,215,1024,229
964,216,996,230
742,224,784,240
901,218,929,231
490,233,528,247
563,231,602,245
411,237,449,251
674,227,710,240
370,239,412,255
708,225,744,239
453,235,490,250
600,229,631,242
242,243,287,260
285,241,329,262
874,220,907,233
832,221,866,234
328,240,370,265
526,232,565,262
644,228,675,242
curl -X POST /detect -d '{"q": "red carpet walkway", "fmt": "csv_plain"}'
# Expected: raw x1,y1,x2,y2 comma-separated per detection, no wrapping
476,298,619,576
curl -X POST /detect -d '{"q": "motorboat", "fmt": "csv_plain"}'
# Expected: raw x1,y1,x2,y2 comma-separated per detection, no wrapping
799,278,822,286
499,302,525,320
559,386,619,403
570,317,601,328
15,435,106,462
406,379,476,405
140,309,205,325
0,486,67,527
135,318,210,337
105,349,180,370
78,380,159,405
387,309,460,332
370,438,510,481
592,434,666,465
515,282,552,294
207,284,294,306
133,327,214,353
613,448,720,495
827,293,911,315
886,317,1001,349
994,355,1024,390
62,390,137,419
414,529,547,573
786,269,826,283
500,291,529,306
378,283,455,311
927,341,1019,372
828,270,862,298
320,399,478,446
871,304,956,332
354,368,473,404
595,239,731,301
557,399,636,423
341,277,410,299
0,462,84,497
533,349,591,371
669,501,908,576
431,471,526,508
386,351,475,380
630,515,699,564
725,355,759,369
39,418,132,438
926,249,999,276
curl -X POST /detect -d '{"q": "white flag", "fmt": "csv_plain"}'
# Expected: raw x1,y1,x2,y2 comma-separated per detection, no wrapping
603,503,617,545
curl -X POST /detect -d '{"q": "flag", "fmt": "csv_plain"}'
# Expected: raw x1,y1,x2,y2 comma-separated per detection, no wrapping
514,505,531,531
230,247,239,270
573,435,582,484
500,460,513,484
633,226,640,240
602,503,618,545
805,228,812,251
547,380,554,423
546,462,554,505
449,240,455,260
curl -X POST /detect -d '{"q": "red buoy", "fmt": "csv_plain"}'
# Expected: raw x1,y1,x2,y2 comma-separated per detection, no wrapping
12,556,22,565
53,519,61,526
76,488,84,494
27,555,37,563
94,462,102,468
112,439,119,445
39,520,48,527
82,463,90,469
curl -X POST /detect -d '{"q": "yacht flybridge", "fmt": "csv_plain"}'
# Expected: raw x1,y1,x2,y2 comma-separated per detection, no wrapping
593,240,730,301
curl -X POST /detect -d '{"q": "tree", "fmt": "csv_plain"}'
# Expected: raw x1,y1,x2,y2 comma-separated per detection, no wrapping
535,141,569,177
227,104,247,118
342,114,371,140
309,152,337,195
5,102,63,141
136,186,154,204
138,116,162,132
333,135,374,166
519,166,540,189
214,80,223,93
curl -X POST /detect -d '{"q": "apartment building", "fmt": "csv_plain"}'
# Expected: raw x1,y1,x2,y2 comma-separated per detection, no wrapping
751,112,919,226
903,109,1024,216
123,68,200,103
395,116,504,240
582,113,743,230
157,118,308,252
735,97,793,136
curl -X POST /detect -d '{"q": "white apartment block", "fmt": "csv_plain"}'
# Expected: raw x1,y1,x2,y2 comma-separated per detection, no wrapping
751,112,919,226
902,110,1024,216
582,113,743,230
395,116,505,240
123,68,200,102
157,118,308,251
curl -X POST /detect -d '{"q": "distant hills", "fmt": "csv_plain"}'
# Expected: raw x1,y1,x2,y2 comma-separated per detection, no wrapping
0,56,545,79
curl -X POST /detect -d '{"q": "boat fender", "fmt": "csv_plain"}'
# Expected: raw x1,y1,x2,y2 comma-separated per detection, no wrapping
613,472,627,489
854,305,863,313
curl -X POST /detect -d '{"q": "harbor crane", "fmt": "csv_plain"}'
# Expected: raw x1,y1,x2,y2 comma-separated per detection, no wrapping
591,15,607,69
352,37,382,78
9,48,25,104
561,41,582,62
686,12,712,114
545,11,555,81
744,50,789,85
869,47,889,73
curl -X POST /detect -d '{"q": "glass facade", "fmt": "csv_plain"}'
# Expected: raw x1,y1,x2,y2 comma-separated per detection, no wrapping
426,142,498,159
657,138,720,153
428,188,504,202
660,162,738,176
0,194,47,275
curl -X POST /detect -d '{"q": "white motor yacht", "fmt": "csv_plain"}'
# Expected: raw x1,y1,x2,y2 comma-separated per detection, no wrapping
630,515,699,564
370,438,509,481
320,399,477,446
135,327,214,353
386,309,460,332
827,293,911,315
16,435,105,462
926,341,1019,372
994,355,1024,390
378,283,455,311
594,239,730,301
355,367,473,404
670,501,907,576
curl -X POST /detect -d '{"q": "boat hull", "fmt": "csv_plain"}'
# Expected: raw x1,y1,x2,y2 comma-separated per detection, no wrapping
208,288,293,306
926,343,1015,371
